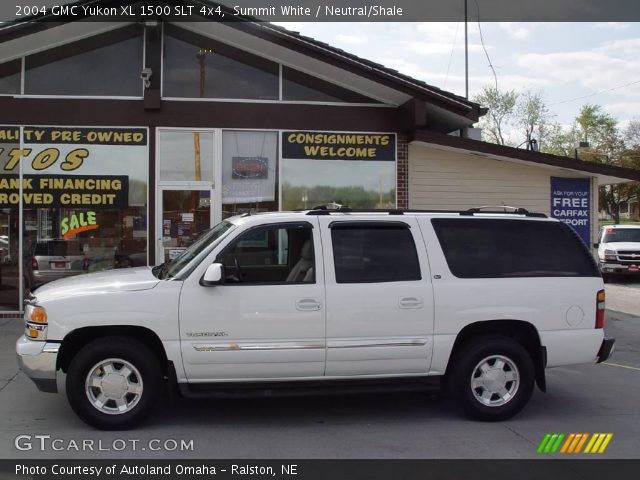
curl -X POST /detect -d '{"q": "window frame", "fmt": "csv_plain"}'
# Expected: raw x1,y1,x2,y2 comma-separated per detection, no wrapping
330,221,422,284
214,221,317,286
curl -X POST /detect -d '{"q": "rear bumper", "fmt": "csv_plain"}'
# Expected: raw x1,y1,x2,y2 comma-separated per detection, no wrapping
596,337,615,363
16,336,59,393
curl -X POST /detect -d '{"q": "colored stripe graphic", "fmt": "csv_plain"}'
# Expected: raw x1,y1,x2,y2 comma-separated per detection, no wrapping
539,433,613,454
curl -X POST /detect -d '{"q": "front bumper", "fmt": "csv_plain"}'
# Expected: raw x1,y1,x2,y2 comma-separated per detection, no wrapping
16,335,59,393
596,337,615,363
600,263,640,275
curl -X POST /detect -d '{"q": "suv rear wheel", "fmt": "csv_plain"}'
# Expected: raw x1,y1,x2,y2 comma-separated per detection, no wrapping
448,335,535,421
66,336,162,430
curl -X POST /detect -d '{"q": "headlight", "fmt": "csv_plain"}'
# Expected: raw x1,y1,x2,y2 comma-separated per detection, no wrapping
24,305,48,341
604,249,617,261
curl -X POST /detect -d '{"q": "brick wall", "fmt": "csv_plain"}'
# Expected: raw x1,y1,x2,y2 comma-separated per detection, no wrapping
396,134,408,209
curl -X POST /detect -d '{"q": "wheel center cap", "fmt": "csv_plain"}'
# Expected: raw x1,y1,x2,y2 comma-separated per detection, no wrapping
483,369,506,393
101,373,127,399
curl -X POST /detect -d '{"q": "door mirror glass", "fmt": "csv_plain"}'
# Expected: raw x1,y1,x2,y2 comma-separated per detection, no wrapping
201,263,224,286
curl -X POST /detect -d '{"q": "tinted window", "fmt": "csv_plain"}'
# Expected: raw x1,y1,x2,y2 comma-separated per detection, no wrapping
218,224,315,284
602,228,640,243
282,66,380,103
25,26,143,96
163,26,279,100
432,219,599,278
0,60,20,95
331,224,421,283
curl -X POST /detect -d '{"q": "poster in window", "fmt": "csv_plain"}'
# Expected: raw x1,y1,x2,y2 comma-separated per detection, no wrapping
222,131,277,204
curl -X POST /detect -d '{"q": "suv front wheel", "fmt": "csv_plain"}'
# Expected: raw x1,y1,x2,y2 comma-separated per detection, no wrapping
448,335,535,421
66,336,162,430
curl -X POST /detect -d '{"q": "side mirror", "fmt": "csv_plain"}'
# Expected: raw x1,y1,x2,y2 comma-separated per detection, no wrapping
200,263,224,287
593,243,599,248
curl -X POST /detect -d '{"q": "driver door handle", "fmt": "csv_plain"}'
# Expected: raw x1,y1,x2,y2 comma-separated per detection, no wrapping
296,298,322,311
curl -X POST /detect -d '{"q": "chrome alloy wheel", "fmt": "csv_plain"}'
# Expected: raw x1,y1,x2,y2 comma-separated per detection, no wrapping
470,355,520,407
85,358,143,415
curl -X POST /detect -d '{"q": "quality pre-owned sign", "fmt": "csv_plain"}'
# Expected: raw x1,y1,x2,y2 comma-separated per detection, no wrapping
282,131,396,161
550,177,591,245
0,126,148,208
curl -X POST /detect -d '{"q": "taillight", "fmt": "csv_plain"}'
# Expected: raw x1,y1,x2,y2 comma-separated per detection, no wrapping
30,257,38,270
596,289,605,329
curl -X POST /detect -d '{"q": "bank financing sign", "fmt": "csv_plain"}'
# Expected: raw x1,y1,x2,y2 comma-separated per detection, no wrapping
550,177,591,245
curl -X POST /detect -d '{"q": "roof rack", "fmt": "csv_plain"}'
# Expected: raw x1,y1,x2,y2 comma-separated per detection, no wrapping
460,206,547,218
305,204,547,218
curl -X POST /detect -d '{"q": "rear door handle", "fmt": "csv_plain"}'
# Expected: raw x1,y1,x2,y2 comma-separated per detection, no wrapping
296,298,322,311
399,296,423,309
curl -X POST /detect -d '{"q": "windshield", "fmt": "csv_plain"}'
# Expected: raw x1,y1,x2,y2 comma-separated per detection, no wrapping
603,228,640,243
154,221,236,279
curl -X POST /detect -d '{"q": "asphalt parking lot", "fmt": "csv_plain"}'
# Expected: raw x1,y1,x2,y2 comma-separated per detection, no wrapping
0,282,638,460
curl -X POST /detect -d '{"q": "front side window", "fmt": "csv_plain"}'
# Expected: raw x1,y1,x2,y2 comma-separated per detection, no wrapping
331,224,421,283
432,218,600,278
0,59,20,95
218,223,315,284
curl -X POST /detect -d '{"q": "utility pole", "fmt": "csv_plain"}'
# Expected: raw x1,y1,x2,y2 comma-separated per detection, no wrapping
464,0,469,100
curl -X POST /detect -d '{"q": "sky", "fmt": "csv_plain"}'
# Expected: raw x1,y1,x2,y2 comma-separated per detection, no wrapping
274,22,640,145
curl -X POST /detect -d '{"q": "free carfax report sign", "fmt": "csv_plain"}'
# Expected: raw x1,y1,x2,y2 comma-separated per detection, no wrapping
550,177,591,245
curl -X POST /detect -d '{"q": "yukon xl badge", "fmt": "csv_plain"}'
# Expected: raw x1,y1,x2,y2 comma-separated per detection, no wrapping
185,331,228,337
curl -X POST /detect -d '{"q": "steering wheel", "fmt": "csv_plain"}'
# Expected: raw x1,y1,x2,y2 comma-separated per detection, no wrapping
234,257,244,281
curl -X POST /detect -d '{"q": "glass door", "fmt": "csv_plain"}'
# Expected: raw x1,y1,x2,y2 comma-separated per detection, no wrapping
156,128,216,265
158,188,212,264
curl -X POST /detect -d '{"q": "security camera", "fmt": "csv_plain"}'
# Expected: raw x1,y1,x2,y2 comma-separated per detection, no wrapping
141,68,152,88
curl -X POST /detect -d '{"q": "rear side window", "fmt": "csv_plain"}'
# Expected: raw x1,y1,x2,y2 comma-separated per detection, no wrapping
331,224,421,283
432,219,599,278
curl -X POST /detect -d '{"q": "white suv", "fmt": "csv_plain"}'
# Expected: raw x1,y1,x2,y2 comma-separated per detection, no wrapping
596,224,640,282
17,206,614,430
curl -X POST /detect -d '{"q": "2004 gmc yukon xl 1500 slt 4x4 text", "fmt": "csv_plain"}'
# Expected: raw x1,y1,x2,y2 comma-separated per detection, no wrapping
17,206,614,430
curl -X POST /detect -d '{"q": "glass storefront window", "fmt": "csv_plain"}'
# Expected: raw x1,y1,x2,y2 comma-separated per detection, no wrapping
281,159,396,210
221,130,278,218
0,59,20,95
24,26,143,96
158,130,214,182
281,131,396,210
163,26,279,100
282,67,380,103
0,125,148,311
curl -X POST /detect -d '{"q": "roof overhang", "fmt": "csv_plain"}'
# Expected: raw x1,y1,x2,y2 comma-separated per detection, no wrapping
0,0,483,131
409,129,640,185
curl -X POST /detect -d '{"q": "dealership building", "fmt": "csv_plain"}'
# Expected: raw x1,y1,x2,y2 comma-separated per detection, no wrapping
1,2,639,313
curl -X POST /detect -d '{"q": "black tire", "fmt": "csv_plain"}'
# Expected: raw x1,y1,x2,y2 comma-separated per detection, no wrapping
602,274,610,284
66,336,162,430
447,335,535,421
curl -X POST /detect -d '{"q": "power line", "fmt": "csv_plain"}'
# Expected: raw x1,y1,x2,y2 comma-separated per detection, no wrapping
474,0,498,92
444,21,460,89
548,79,640,106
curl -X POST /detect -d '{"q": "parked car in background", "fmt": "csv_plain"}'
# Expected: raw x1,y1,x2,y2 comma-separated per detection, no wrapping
24,239,88,290
596,224,640,282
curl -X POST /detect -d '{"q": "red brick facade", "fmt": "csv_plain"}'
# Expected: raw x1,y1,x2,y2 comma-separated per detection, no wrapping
396,134,408,209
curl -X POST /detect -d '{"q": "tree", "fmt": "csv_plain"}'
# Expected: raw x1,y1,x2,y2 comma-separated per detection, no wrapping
473,86,518,145
515,90,553,150
624,119,640,148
